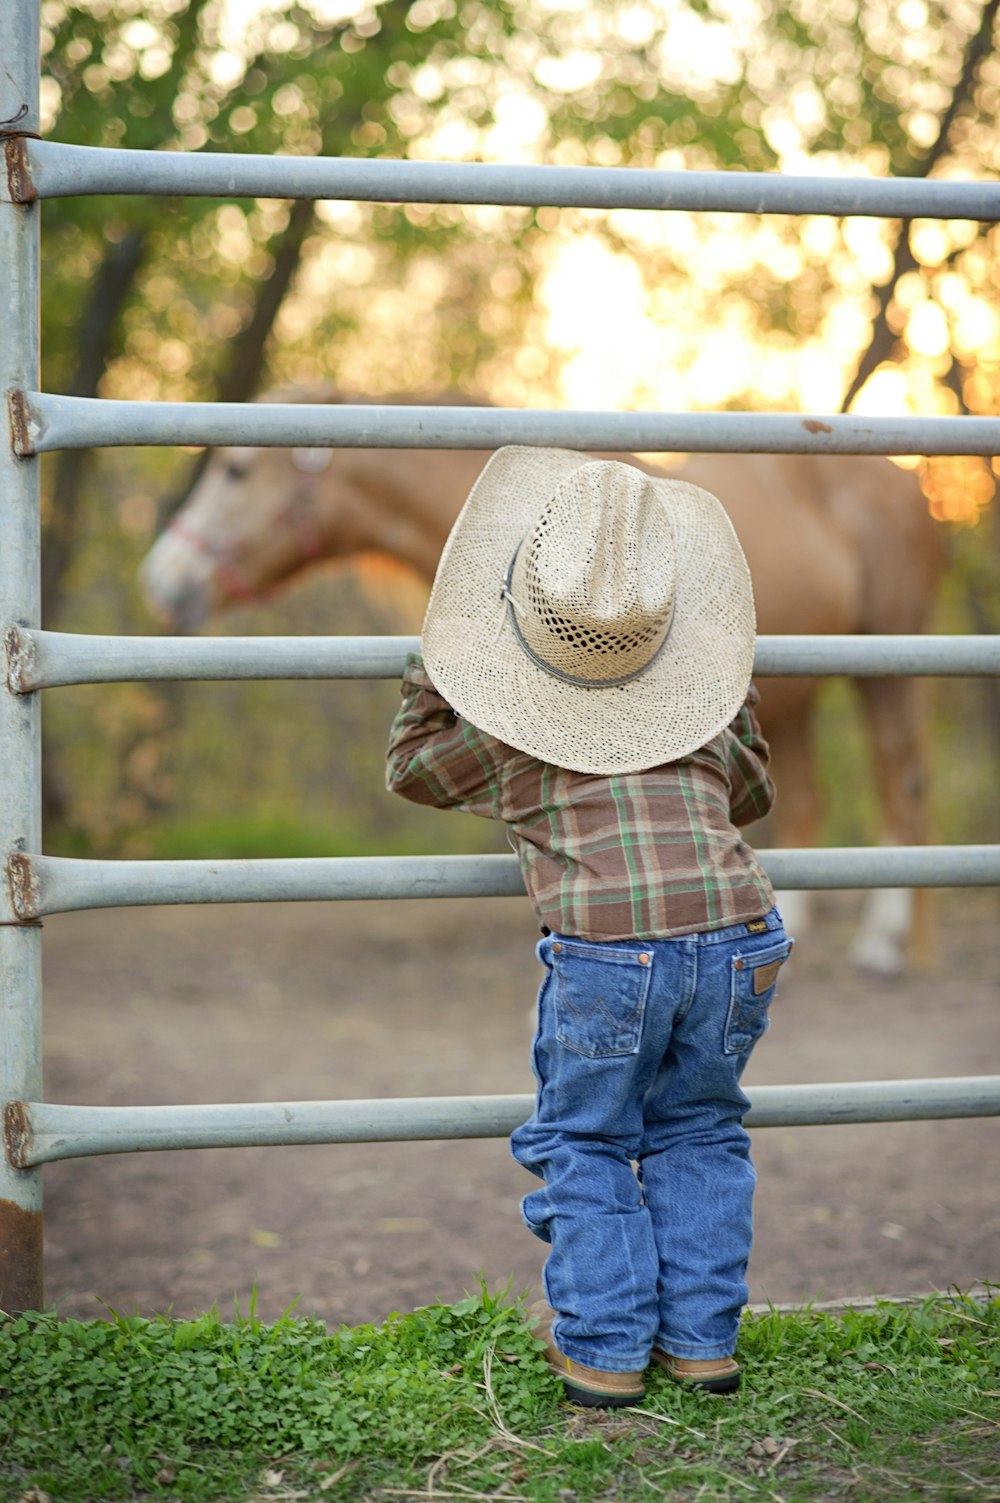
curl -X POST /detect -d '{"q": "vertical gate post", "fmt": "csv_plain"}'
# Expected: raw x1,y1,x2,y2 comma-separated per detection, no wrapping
0,0,43,1312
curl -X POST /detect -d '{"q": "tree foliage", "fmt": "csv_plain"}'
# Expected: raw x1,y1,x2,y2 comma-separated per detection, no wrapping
33,0,1000,851
39,3,1000,517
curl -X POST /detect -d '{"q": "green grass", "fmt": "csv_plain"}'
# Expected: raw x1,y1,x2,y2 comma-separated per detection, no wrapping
1,1287,998,1503
48,809,506,862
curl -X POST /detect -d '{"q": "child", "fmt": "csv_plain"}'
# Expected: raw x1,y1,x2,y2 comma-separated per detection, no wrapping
385,447,791,1407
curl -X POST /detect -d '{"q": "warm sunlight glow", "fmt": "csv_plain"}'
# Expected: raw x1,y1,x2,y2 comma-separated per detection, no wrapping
923,457,997,525
850,368,913,415
540,238,659,407
906,302,951,359
88,0,998,530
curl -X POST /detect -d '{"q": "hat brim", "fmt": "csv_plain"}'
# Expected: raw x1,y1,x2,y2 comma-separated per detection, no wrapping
422,446,756,775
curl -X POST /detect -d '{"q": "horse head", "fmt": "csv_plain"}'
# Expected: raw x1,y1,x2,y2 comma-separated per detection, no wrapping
140,439,352,629
139,387,478,629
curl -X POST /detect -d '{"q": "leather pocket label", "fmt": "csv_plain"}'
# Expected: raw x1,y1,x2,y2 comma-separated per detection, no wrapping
753,960,782,995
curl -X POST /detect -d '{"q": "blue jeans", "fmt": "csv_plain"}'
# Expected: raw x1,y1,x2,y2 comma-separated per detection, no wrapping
510,909,791,1372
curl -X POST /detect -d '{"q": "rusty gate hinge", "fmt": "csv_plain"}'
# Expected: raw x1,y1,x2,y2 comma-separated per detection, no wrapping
2,1102,33,1171
4,625,36,696
6,390,35,458
5,854,40,922
3,133,38,205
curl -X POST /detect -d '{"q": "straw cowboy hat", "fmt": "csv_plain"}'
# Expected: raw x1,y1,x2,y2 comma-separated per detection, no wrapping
422,446,756,775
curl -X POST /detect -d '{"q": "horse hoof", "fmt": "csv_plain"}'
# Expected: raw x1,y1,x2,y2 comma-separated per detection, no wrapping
849,934,906,977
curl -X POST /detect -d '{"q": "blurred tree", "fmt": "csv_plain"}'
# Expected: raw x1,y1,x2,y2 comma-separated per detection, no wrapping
841,0,1000,414
40,0,1000,558
39,0,474,613
35,0,1000,851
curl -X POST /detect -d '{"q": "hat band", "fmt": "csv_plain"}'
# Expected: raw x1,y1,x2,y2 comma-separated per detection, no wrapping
502,552,673,690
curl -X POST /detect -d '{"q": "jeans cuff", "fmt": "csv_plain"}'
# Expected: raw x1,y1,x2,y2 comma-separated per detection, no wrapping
556,1335,650,1374
656,1335,738,1361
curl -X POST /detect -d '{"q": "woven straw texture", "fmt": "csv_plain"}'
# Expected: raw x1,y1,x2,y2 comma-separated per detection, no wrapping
422,446,756,775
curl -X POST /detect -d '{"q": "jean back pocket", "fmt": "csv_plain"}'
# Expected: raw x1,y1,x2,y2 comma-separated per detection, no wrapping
551,940,653,1059
724,937,791,1055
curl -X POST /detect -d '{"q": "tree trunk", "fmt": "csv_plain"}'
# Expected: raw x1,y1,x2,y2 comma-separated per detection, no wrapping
840,0,999,413
41,229,148,627
156,195,321,521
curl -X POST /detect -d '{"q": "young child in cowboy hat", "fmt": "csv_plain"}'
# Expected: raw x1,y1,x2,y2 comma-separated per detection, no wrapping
385,446,791,1407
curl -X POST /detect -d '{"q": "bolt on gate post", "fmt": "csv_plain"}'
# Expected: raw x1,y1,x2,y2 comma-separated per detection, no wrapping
0,0,43,1314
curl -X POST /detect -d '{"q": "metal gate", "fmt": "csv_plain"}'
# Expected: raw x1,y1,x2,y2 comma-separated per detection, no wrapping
3,0,1000,1313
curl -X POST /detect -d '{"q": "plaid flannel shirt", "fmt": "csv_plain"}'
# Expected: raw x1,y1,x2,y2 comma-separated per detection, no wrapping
385,653,776,941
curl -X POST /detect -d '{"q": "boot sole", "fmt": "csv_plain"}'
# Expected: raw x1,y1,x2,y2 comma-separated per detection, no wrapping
671,1370,741,1394
651,1351,741,1394
561,1379,645,1408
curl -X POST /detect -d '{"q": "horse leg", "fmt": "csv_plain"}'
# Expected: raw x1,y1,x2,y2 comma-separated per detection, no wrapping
851,675,933,975
762,708,823,943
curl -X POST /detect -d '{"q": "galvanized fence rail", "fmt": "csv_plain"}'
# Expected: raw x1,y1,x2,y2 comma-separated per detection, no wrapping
2,0,999,1312
13,392,1000,456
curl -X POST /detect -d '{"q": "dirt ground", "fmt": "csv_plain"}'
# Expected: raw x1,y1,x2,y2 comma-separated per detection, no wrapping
38,887,999,1326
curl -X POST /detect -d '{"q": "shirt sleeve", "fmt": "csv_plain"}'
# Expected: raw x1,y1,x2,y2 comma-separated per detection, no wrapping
384,651,502,818
726,683,776,826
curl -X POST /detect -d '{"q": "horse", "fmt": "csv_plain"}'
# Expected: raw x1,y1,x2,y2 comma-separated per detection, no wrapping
139,387,944,973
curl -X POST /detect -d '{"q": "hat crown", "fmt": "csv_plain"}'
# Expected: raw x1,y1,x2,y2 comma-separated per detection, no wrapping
510,462,676,686
421,445,756,775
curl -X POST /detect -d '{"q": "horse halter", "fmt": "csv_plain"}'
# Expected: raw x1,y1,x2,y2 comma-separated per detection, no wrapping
167,480,327,607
